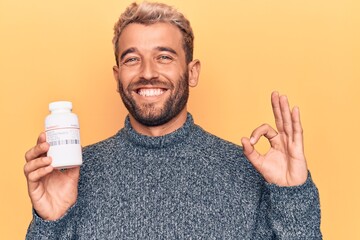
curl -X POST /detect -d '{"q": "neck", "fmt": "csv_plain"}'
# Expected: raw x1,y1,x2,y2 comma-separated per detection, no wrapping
129,108,188,137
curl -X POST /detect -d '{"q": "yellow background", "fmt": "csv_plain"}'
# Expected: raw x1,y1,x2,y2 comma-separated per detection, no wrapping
1,0,359,239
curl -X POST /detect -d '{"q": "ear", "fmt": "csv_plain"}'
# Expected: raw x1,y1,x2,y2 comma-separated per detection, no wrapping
113,65,120,91
187,59,201,87
113,65,119,81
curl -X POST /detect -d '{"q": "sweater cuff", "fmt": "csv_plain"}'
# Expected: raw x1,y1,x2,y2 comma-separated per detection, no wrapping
265,171,322,239
26,203,77,238
265,171,320,210
265,171,316,196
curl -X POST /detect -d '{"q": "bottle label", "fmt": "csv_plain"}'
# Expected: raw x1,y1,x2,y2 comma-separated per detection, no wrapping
46,127,81,147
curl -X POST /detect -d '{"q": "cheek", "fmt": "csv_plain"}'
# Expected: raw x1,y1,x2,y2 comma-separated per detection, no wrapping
118,69,138,86
159,66,186,83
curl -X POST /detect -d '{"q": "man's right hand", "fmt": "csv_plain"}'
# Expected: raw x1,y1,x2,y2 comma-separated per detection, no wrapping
24,132,80,221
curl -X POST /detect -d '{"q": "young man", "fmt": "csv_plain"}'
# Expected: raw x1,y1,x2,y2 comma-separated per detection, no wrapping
24,2,321,239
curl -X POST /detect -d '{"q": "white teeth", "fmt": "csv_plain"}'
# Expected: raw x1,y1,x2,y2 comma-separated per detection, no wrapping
138,88,165,97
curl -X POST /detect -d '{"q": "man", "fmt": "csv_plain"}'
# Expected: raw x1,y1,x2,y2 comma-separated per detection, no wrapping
24,2,321,239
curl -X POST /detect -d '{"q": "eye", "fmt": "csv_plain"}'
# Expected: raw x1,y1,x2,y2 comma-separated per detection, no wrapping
157,55,173,64
122,57,140,66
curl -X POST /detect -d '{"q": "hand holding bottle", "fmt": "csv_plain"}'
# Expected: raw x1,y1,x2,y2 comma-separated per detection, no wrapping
24,132,80,221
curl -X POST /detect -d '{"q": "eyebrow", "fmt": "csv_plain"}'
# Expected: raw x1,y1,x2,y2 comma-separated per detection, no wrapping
156,47,177,55
120,47,137,61
119,46,178,61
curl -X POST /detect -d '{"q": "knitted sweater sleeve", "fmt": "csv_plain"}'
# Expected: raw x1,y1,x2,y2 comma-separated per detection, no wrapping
25,204,77,240
264,172,322,240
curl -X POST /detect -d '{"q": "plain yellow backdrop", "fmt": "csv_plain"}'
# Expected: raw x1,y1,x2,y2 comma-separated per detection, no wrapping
1,0,359,239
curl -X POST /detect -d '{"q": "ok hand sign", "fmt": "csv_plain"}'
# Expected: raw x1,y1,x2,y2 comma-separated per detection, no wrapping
241,92,308,186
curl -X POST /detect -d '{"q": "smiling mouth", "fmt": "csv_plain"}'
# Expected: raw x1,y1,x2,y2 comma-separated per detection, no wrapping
136,88,167,97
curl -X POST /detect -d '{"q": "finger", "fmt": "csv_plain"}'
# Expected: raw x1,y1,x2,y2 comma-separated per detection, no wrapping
249,124,278,146
24,157,52,178
25,141,49,162
241,137,261,162
36,132,46,145
27,165,54,184
24,157,53,190
292,106,304,144
279,95,293,138
271,91,284,133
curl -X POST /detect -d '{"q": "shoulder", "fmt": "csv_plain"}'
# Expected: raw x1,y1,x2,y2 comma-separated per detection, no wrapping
81,129,126,165
191,125,256,171
83,135,116,156
191,124,244,155
78,130,127,185
189,124,264,186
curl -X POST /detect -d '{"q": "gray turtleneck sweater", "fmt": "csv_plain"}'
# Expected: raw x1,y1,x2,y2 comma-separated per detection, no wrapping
26,114,322,239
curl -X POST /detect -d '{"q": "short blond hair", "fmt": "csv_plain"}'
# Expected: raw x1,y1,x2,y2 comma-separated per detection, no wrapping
112,2,194,65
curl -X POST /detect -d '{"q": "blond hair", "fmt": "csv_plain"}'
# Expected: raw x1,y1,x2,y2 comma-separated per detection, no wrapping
112,2,194,65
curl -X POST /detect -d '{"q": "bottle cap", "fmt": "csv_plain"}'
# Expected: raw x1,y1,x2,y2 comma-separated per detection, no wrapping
49,101,73,111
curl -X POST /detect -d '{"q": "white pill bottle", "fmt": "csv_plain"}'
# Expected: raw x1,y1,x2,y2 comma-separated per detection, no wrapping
45,101,82,169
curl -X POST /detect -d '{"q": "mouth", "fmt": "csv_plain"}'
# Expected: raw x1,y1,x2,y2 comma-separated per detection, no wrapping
135,87,168,97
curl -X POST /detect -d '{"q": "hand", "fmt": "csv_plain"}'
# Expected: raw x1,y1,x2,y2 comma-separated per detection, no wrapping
24,132,80,220
241,91,308,186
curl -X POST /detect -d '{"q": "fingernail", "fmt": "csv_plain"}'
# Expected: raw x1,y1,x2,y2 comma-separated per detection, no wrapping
250,137,255,144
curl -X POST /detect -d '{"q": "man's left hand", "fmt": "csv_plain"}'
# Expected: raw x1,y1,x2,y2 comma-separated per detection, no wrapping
241,91,308,186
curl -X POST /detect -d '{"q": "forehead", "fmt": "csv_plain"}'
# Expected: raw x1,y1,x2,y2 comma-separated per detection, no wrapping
118,22,184,54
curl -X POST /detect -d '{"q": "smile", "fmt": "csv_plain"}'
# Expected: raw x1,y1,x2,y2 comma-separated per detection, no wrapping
136,88,167,97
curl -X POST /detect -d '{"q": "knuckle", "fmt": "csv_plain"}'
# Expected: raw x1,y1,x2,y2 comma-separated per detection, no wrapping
24,158,42,176
24,149,32,161
23,163,29,175
24,160,35,176
27,171,37,182
36,143,43,152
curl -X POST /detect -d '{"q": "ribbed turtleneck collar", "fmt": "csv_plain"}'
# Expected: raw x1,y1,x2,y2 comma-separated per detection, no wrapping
121,113,195,149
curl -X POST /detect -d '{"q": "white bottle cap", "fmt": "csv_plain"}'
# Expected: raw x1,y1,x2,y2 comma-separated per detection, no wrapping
49,101,73,111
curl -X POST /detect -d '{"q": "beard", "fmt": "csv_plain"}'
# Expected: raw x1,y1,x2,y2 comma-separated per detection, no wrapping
117,70,189,127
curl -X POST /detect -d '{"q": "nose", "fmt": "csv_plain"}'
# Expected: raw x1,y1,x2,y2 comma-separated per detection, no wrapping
139,59,159,80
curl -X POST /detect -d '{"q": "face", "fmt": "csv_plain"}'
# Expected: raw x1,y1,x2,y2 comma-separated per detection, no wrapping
113,23,198,127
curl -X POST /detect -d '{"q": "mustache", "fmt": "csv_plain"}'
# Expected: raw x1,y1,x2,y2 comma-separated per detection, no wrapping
128,78,174,90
